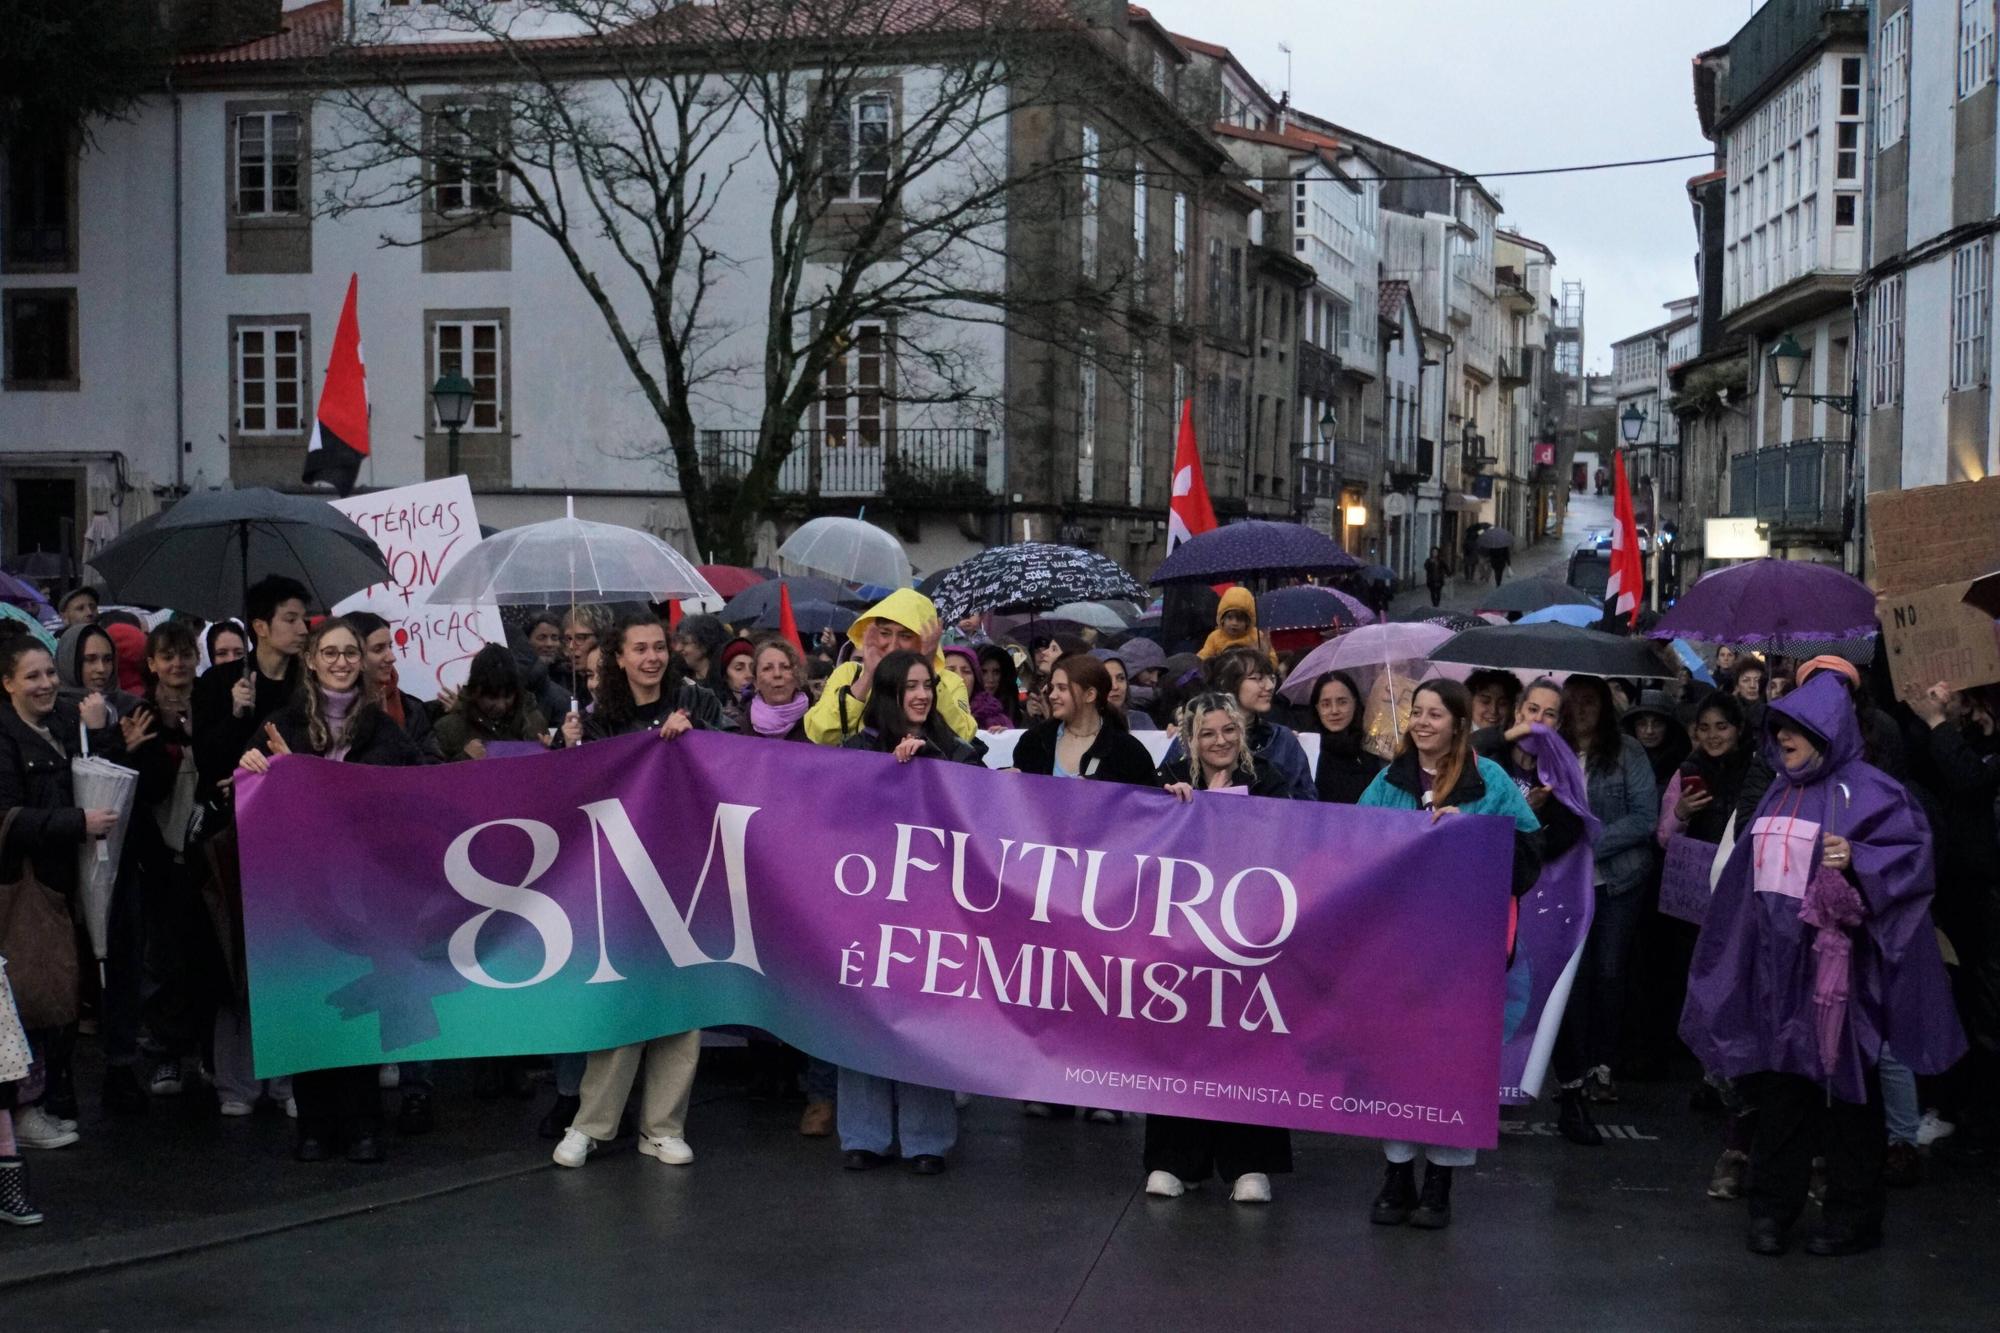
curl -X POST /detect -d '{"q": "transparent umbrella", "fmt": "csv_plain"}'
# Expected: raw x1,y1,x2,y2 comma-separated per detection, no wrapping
778,516,912,590
424,498,716,608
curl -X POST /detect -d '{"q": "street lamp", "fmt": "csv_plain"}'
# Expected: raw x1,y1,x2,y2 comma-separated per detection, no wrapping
431,372,476,475
1619,403,1646,445
1766,330,1856,414
1317,404,1337,447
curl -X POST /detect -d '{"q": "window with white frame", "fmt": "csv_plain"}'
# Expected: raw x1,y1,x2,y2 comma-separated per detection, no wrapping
1953,240,1992,390
1871,275,1905,408
236,324,304,434
826,92,892,203
433,103,502,215
433,320,503,430
1079,125,1100,280
1963,0,1997,97
1127,349,1146,506
1880,9,1910,148
821,322,886,447
1171,194,1188,320
1077,339,1098,501
235,112,301,216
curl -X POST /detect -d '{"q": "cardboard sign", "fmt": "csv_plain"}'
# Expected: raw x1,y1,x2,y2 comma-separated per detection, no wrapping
1877,583,2000,704
1869,476,2000,596
1659,834,1720,924
330,477,506,699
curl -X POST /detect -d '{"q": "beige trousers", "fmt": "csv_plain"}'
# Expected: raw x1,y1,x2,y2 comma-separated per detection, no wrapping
572,1030,701,1142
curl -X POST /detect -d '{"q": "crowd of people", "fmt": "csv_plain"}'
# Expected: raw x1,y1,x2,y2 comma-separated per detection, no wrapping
0,574,1990,1262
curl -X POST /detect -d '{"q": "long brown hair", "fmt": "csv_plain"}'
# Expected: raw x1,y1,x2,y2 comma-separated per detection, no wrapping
1399,679,1474,804
295,618,382,755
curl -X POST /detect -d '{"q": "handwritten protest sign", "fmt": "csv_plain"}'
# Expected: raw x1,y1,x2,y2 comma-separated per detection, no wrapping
1660,834,1720,925
1878,583,2000,704
331,477,504,699
1869,476,2000,595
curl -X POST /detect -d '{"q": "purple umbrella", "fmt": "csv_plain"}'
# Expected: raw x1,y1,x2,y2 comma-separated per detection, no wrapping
1647,559,1878,654
1280,622,1453,702
1150,520,1360,585
0,569,55,621
1256,585,1374,632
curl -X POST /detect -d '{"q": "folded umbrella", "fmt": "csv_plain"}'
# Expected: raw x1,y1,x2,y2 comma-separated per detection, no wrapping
1430,623,1674,679
71,749,139,961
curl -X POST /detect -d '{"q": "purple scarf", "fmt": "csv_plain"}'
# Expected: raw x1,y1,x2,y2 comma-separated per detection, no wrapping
320,686,359,762
750,692,809,738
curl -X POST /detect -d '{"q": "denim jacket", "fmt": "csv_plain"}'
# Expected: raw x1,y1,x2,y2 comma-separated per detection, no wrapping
1586,734,1660,897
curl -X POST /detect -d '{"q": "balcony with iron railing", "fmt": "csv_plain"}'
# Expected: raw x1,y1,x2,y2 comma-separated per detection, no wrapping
697,426,991,501
1727,437,1851,538
1296,437,1379,503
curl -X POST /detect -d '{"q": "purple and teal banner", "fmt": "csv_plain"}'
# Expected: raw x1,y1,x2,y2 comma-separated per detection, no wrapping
237,733,1517,1148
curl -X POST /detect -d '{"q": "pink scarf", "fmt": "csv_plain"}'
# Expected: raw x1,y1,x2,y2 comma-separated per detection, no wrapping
750,692,809,737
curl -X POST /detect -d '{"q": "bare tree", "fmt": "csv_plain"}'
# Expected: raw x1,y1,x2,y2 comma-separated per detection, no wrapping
317,0,1164,561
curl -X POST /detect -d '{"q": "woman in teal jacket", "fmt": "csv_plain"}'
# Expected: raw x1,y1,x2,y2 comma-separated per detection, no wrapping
1358,678,1541,1233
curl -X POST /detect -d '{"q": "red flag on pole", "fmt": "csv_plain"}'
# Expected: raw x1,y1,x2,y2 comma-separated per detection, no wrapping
1166,399,1218,552
303,273,370,496
1608,450,1645,626
777,582,805,654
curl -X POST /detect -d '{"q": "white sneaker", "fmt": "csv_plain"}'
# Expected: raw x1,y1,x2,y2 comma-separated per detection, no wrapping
149,1061,185,1096
218,1099,255,1117
638,1135,693,1166
1144,1169,1185,1198
377,1064,401,1089
1022,1101,1054,1118
1085,1108,1121,1124
552,1128,595,1168
1231,1172,1272,1204
1916,1109,1956,1146
15,1106,79,1150
283,1097,298,1120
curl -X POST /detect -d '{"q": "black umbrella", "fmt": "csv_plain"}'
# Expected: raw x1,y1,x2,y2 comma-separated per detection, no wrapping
1430,623,1675,678
89,487,390,620
1473,577,1599,615
930,543,1145,621
1476,527,1516,551
788,599,856,636
719,575,857,626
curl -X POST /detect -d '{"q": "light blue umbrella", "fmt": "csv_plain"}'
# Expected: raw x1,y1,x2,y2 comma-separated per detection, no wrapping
1518,603,1604,628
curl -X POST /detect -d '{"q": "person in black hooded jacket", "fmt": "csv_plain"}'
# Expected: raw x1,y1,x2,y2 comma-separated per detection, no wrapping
1306,670,1386,805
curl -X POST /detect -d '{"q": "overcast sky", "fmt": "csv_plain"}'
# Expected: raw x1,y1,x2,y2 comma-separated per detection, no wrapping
1141,0,1765,372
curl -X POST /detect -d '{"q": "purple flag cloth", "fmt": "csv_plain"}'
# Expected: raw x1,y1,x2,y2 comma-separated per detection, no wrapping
1498,726,1601,1103
237,731,1519,1148
1682,675,1966,1102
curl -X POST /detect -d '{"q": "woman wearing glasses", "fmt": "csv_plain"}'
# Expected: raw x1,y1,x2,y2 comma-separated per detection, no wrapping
1170,647,1315,801
239,617,422,1164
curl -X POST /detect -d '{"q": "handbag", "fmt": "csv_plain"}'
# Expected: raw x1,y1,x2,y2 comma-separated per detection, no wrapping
0,807,81,1029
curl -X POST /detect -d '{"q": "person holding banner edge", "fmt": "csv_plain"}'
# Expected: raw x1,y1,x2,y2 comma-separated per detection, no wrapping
838,650,981,1173
1359,679,1542,1229
239,616,424,1163
552,614,726,1171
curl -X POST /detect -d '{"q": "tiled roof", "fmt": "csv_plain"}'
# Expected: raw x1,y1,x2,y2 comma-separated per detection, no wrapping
1686,168,1726,187
179,0,1081,68
1378,280,1410,322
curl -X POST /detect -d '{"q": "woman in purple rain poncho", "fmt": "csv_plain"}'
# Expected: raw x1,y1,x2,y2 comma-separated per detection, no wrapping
1681,674,1964,1258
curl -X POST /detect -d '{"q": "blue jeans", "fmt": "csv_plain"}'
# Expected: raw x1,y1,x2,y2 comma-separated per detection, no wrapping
837,1070,956,1158
1878,1046,1920,1146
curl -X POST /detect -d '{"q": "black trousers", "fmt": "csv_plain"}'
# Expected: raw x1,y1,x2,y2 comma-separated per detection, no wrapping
1428,585,1444,607
293,1066,382,1143
1745,1070,1885,1235
1143,1115,1291,1183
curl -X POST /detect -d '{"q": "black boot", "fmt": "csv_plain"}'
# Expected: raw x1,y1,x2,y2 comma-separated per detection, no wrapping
1557,1085,1604,1146
0,1156,44,1226
102,1064,148,1117
1410,1164,1454,1229
396,1091,434,1136
1370,1159,1419,1225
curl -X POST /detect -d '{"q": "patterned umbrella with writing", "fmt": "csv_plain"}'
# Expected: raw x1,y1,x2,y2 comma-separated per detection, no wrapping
929,544,1146,622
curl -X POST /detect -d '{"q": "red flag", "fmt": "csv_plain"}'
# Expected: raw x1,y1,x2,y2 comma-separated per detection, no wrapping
666,599,684,630
1608,450,1645,626
777,582,805,654
1167,399,1217,552
303,273,370,496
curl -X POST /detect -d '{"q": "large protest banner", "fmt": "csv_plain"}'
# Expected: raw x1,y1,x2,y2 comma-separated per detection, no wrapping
237,733,1515,1149
329,477,505,699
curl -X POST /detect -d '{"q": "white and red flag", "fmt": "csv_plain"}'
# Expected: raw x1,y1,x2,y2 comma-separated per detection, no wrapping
1607,449,1645,626
1166,398,1217,552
